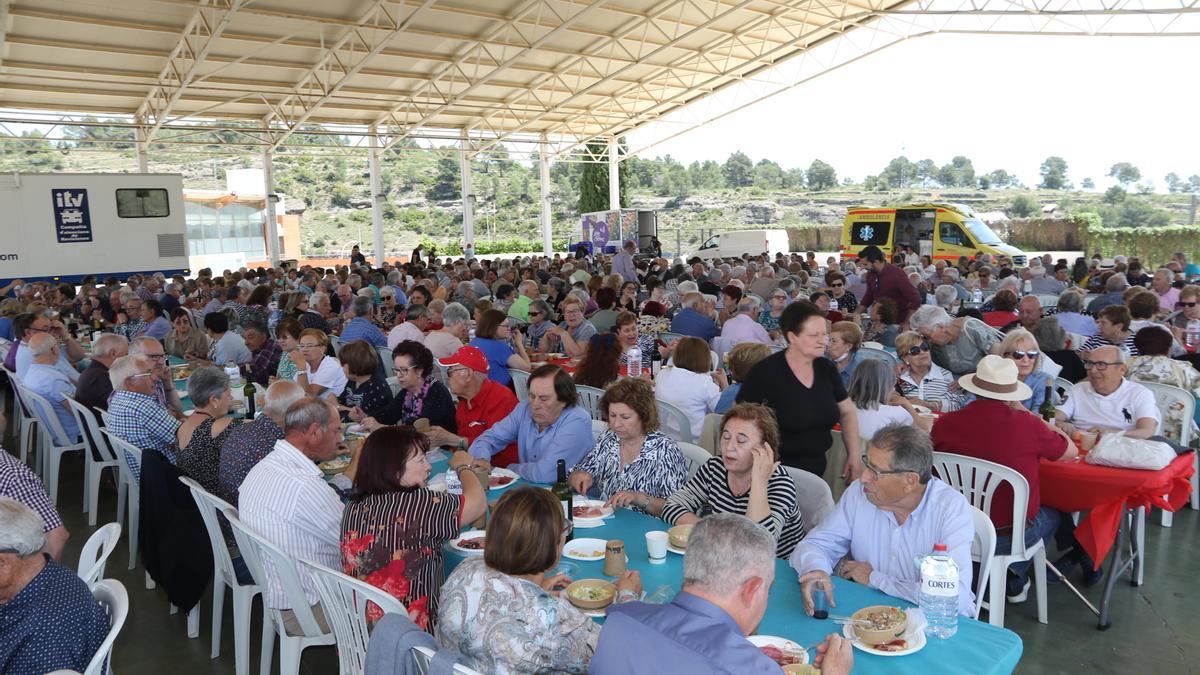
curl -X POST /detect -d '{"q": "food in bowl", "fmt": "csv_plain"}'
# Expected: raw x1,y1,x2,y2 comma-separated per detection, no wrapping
668,523,694,549
851,605,907,647
565,579,616,610
318,458,350,475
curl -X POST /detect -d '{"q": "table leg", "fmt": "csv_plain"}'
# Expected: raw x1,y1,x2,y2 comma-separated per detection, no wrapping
1096,507,1141,630
1131,507,1144,587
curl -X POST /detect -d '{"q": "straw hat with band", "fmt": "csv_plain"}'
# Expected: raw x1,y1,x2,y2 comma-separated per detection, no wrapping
957,355,1032,402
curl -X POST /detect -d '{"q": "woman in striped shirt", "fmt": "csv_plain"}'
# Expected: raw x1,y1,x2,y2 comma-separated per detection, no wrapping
608,402,805,558
1077,304,1139,359
569,378,688,507
894,331,968,413
340,427,486,632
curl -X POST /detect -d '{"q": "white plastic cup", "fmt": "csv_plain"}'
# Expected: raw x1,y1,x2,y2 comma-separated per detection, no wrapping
646,531,668,564
92,331,102,343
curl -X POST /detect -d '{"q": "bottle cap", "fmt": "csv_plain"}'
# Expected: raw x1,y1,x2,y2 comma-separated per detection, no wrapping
933,543,948,552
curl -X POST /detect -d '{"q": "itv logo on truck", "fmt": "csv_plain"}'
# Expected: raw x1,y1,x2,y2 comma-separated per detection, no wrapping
51,188,93,243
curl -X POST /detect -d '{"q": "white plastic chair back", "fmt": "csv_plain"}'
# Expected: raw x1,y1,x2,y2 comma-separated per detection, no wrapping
931,452,1047,627
677,441,713,480
699,413,723,455
330,335,342,356
300,560,406,675
969,505,997,620
857,347,898,368
223,508,332,640
6,369,40,464
377,345,392,370
433,362,449,388
575,384,605,421
862,341,885,350
1065,332,1087,351
84,579,129,675
590,420,609,443
66,396,119,526
386,376,402,398
100,429,143,569
658,332,685,345
1052,377,1073,406
179,476,242,593
99,410,114,428
655,398,696,444
784,466,834,530
1034,294,1059,308
509,368,531,402
20,385,86,504
411,646,484,675
78,522,122,587
1139,381,1195,446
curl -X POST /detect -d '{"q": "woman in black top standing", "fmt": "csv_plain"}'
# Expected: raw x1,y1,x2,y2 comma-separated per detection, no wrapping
737,300,864,481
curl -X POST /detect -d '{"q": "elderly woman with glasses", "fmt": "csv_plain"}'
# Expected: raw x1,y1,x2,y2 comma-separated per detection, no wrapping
544,296,597,359
824,270,858,313
894,330,966,413
175,366,241,494
354,340,456,433
1165,284,1200,344
909,304,1003,377
997,328,1052,412
759,289,787,338
294,328,348,399
524,299,553,351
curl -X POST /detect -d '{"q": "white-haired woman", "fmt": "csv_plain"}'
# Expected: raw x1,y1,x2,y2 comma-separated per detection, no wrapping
176,365,240,493
847,358,930,437
894,330,968,413
909,304,1003,377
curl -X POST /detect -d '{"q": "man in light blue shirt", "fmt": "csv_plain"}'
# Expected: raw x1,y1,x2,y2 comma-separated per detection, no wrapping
791,424,976,617
467,365,592,483
592,514,854,675
23,334,81,443
611,240,640,284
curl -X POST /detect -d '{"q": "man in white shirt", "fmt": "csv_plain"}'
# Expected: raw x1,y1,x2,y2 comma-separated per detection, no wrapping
791,424,976,617
239,396,344,634
1055,345,1159,438
386,303,429,349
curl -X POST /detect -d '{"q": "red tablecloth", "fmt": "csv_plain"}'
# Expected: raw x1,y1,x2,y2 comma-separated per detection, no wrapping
1039,453,1194,566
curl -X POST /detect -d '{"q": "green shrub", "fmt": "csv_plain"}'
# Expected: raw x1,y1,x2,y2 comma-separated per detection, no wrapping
1079,212,1200,262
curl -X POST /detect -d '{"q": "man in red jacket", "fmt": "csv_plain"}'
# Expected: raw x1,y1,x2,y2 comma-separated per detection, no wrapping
854,245,923,323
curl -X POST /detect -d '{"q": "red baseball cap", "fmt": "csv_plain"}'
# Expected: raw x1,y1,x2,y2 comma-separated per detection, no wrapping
438,345,488,374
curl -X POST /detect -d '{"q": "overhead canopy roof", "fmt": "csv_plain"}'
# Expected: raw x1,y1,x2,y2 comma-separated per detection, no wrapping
1,0,1196,157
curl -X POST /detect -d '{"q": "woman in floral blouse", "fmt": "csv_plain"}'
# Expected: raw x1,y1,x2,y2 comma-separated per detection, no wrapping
437,487,642,674
340,427,485,631
569,377,688,506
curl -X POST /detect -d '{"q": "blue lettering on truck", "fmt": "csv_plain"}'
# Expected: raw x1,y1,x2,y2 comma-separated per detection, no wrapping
51,188,93,243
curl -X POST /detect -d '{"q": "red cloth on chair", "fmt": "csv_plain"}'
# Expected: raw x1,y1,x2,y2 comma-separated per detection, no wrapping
1039,453,1195,567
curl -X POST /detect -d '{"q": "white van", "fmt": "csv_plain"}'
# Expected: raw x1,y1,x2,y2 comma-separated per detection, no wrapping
695,229,789,260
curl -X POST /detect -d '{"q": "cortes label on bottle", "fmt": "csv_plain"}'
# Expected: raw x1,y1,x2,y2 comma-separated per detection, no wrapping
923,577,958,597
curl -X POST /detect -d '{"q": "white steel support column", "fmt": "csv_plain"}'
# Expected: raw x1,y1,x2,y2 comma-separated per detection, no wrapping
368,127,387,266
460,134,475,248
607,135,619,211
262,146,280,267
539,134,552,256
135,125,149,173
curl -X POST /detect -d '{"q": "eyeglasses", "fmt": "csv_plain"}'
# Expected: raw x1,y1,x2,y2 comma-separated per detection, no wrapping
29,326,50,333
393,366,413,377
128,371,155,380
298,343,322,350
446,367,470,377
1083,360,1122,370
1004,350,1040,361
830,282,843,288
861,454,913,478
1181,302,1198,308
904,342,931,356
528,311,542,317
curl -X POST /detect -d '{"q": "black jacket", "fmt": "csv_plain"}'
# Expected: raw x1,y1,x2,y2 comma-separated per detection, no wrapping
141,449,213,612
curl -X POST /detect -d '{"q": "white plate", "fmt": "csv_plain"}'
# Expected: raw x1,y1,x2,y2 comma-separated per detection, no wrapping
562,538,608,561
489,467,520,491
568,499,613,521
450,530,487,554
841,623,926,657
345,423,369,436
912,404,932,415
667,543,686,555
747,635,809,666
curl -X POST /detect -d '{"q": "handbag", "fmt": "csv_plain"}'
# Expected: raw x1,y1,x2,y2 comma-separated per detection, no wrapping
1084,431,1176,471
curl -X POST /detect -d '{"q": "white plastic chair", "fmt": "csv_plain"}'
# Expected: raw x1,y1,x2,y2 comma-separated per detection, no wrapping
411,646,484,675
100,429,143,570
932,452,1048,628
1139,381,1197,527
969,505,997,621
784,466,834,530
655,398,696,444
509,368,531,402
1052,376,1073,406
5,369,41,466
329,335,342,356
386,376,402,398
658,332,685,345
84,579,129,675
590,420,609,443
181,476,262,674
77,522,122,588
376,345,392,370
678,441,713,480
223,508,336,675
1034,294,1060,308
857,347,898,368
699,413,723,455
300,560,406,675
65,396,119,526
20,385,87,506
576,384,605,421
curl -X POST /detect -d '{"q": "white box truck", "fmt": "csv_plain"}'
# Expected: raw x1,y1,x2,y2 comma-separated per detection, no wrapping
695,229,789,259
0,172,189,285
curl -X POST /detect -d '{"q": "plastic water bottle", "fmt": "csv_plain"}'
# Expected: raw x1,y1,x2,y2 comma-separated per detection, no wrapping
971,288,983,303
829,297,839,312
919,543,959,639
224,361,242,385
1187,319,1200,349
1023,280,1032,296
627,346,642,378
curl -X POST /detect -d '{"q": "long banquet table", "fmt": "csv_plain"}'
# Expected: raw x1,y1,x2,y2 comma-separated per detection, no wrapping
438,459,1023,674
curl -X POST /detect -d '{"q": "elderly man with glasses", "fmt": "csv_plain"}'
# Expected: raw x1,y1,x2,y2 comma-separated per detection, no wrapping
424,346,520,466
107,354,181,481
1054,345,1160,440
790,424,977,617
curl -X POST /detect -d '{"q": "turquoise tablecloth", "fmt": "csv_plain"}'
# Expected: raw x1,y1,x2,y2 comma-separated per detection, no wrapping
437,461,1022,674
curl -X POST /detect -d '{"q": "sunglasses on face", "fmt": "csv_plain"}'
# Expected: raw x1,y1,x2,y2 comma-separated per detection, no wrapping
1181,302,1198,308
1004,350,1039,360
830,282,843,288
904,343,931,356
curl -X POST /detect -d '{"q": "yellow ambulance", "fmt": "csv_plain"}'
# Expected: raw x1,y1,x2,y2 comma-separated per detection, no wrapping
840,203,1027,265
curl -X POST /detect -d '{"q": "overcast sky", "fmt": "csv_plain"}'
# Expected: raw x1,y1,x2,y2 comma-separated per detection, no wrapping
628,33,1200,191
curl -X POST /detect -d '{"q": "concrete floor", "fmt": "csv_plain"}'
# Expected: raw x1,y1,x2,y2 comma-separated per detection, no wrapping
42,447,1200,675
